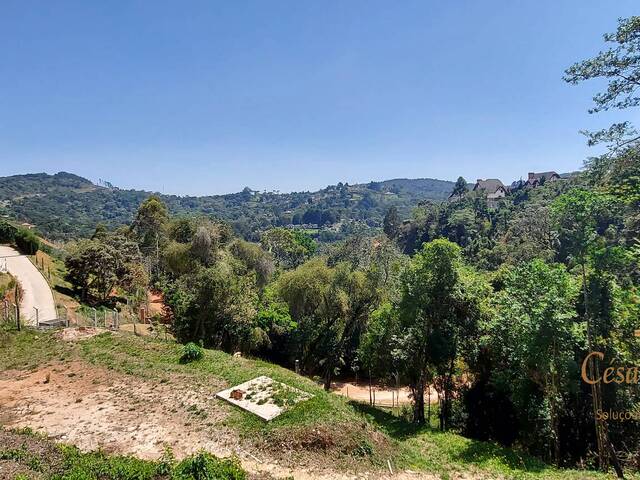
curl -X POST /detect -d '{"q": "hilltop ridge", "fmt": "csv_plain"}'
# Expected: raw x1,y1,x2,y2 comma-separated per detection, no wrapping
0,171,456,241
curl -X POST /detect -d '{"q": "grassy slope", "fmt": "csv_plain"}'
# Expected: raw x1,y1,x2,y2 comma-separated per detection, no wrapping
0,428,253,480
0,328,627,480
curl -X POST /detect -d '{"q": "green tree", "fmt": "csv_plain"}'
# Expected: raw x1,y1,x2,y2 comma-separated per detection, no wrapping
395,239,481,425
230,239,274,288
168,263,259,352
14,228,39,255
65,234,142,302
278,258,378,390
130,196,169,261
451,176,469,199
564,16,640,152
359,302,398,402
491,260,581,465
383,206,401,240
551,188,621,473
169,217,196,243
0,221,17,244
261,228,314,269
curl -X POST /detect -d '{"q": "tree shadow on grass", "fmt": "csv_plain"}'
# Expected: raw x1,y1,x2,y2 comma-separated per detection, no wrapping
350,401,550,474
349,401,430,439
450,436,549,474
53,285,75,297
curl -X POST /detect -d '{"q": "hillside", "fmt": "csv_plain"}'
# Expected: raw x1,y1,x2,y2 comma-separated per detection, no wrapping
0,328,621,480
0,172,455,241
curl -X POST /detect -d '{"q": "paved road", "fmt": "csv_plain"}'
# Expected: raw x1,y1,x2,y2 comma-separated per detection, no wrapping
0,245,57,326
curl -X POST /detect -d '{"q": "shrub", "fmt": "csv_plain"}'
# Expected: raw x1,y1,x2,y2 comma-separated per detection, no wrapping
172,452,246,480
14,229,40,255
180,342,204,364
0,221,17,244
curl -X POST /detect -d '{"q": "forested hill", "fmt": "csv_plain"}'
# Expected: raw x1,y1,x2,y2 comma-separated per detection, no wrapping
0,171,455,241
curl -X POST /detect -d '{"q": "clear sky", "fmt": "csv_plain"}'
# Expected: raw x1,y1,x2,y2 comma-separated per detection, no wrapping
1,1,639,195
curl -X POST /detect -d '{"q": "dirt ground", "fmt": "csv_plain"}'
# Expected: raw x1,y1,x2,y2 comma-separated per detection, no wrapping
0,327,446,479
0,361,236,460
331,381,438,407
147,290,166,316
0,360,435,479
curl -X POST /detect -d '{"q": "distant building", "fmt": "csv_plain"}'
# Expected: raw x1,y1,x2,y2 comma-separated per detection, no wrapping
525,171,560,187
473,179,508,205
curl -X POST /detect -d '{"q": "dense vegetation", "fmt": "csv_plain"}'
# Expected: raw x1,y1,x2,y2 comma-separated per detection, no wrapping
0,172,455,242
0,329,621,479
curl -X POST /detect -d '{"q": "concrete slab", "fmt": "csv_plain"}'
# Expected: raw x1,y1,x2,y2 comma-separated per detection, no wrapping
216,375,313,421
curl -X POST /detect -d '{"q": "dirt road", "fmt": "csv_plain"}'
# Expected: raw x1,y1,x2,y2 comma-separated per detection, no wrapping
0,245,56,325
331,381,438,407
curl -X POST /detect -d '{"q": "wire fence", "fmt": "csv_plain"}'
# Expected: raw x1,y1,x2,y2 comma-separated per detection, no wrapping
0,299,20,329
2,252,173,340
55,303,173,340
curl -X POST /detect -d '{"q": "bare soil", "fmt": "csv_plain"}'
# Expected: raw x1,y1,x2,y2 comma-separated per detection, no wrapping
0,361,236,460
0,360,442,479
331,381,438,407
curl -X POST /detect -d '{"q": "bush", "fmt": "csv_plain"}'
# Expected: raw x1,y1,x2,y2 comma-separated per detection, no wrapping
1,428,248,480
180,342,204,364
173,452,246,480
0,221,17,244
14,229,39,255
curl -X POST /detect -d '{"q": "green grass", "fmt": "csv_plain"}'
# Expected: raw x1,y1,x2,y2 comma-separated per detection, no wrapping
0,427,247,480
0,327,70,370
0,271,15,298
353,403,620,480
0,327,632,479
76,332,365,441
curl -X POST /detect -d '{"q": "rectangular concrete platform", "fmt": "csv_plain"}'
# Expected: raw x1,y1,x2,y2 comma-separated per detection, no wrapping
216,375,312,421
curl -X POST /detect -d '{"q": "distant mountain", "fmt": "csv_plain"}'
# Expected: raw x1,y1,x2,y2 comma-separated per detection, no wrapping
0,172,95,201
0,172,456,242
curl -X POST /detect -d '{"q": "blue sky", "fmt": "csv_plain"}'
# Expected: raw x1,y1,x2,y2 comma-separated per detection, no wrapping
1,1,638,195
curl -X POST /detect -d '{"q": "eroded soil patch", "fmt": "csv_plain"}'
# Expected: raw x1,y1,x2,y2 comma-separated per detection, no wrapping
0,360,236,460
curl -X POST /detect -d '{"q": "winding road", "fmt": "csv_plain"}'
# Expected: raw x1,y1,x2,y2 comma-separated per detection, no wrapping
0,245,57,326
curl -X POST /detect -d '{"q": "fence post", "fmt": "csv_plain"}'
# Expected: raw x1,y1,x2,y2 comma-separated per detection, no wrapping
62,305,69,327
114,309,119,330
92,307,97,327
34,307,39,326
14,303,20,331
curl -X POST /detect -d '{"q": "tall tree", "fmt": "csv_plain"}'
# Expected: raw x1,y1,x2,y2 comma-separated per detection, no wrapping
452,176,469,199
130,196,169,262
564,16,640,153
395,239,481,425
552,189,622,475
383,206,401,240
491,260,580,466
